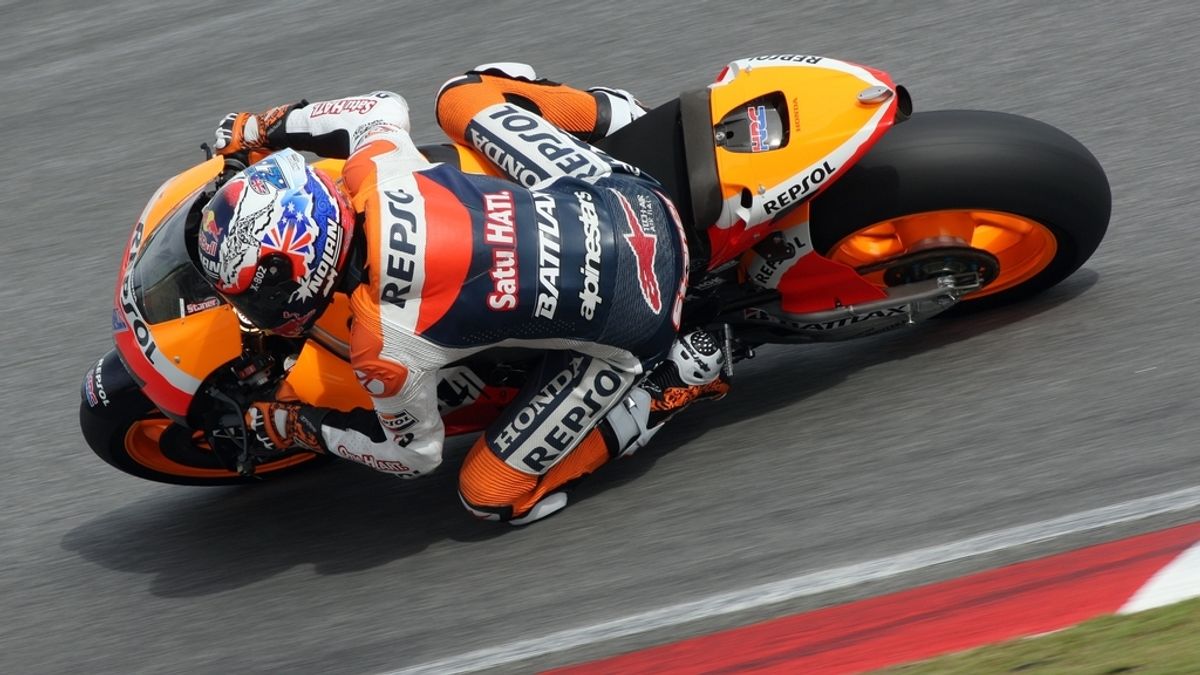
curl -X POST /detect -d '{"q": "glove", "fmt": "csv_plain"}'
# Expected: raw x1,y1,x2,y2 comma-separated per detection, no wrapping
212,102,301,155
245,401,324,453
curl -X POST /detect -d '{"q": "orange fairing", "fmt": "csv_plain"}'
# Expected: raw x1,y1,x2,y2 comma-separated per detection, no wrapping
114,157,227,419
704,55,899,265
138,157,226,243
453,144,504,176
284,293,371,411
144,305,242,384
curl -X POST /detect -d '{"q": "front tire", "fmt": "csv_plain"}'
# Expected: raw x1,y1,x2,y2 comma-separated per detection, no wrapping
79,350,328,486
811,110,1111,310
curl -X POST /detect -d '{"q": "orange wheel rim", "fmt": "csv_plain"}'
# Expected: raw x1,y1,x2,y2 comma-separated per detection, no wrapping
828,210,1058,299
124,419,314,478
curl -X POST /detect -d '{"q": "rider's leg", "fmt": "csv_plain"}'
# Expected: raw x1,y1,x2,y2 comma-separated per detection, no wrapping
457,350,640,524
456,331,728,525
436,64,646,146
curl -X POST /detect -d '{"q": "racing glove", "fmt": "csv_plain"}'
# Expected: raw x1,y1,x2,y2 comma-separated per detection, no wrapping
212,102,303,155
244,401,326,453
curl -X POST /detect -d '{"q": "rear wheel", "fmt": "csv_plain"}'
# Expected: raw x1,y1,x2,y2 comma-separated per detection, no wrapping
79,350,328,486
811,110,1110,311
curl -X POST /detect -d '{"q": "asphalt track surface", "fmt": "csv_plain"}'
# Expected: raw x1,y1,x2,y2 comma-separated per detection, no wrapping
2,1,1198,673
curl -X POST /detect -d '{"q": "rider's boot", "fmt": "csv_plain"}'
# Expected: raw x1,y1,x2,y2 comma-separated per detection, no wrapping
604,329,730,461
643,329,730,423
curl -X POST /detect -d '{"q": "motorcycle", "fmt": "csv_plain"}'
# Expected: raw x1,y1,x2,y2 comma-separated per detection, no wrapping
79,55,1110,485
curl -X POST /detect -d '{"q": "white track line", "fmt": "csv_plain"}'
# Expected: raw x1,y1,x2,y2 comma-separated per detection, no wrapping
387,485,1200,675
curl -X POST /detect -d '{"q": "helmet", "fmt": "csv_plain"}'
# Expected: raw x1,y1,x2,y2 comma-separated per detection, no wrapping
196,149,354,337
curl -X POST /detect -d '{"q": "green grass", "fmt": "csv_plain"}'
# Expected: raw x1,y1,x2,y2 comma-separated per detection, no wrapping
882,597,1200,674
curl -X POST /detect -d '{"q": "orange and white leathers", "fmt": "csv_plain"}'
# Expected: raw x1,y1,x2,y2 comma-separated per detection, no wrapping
261,75,686,523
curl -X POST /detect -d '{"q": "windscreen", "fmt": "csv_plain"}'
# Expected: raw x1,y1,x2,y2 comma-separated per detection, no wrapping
130,190,226,324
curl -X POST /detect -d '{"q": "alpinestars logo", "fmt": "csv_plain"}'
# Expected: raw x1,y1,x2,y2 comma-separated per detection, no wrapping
613,191,662,314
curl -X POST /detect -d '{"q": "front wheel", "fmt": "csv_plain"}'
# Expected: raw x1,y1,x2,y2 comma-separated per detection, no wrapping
811,110,1111,311
79,350,329,486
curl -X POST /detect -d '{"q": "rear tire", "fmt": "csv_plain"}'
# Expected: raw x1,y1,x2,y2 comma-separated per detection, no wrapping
811,110,1111,311
79,350,328,486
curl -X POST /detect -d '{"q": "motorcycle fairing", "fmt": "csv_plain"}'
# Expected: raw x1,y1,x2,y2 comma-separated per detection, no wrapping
705,55,900,266
739,206,886,314
113,159,230,421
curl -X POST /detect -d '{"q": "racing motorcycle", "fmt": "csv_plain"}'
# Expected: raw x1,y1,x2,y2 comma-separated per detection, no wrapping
79,55,1111,485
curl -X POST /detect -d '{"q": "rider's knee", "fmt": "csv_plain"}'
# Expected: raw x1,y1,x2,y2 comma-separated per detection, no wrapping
457,437,536,523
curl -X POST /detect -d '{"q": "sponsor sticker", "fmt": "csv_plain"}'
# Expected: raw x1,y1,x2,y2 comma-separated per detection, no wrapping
290,219,340,302
749,54,825,65
490,356,627,474
482,190,518,311
613,191,662,314
309,98,379,117
762,161,837,215
273,308,315,336
381,188,420,308
199,210,220,257
748,105,769,152
515,364,625,473
466,103,618,187
92,357,110,407
119,220,160,365
576,190,603,320
378,409,418,445
83,365,99,407
183,296,222,316
533,194,561,319
333,444,416,475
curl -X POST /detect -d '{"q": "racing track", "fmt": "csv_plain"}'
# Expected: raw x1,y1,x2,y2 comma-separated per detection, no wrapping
2,2,1198,673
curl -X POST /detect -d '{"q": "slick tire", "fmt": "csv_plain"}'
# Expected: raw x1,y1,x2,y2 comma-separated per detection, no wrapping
79,349,328,486
811,110,1111,312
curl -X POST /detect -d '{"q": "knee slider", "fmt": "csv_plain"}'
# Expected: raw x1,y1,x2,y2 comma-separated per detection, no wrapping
458,491,511,522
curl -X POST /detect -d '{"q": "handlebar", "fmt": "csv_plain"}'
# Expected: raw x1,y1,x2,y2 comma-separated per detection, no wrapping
200,331,305,477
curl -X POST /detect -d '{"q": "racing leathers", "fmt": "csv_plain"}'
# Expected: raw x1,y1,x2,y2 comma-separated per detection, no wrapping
231,66,725,524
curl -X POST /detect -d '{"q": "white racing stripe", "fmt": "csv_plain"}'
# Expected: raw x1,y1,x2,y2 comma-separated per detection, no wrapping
386,485,1200,675
1118,541,1200,614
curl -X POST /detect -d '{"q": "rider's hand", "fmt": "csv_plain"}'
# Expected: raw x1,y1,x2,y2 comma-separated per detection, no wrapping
245,401,323,453
212,103,300,155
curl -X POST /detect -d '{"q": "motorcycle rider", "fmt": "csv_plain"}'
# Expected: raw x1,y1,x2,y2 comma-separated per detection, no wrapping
200,64,729,524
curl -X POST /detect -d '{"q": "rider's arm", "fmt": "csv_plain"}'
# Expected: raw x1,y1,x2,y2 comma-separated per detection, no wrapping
315,364,445,479
214,91,414,159
309,309,445,477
